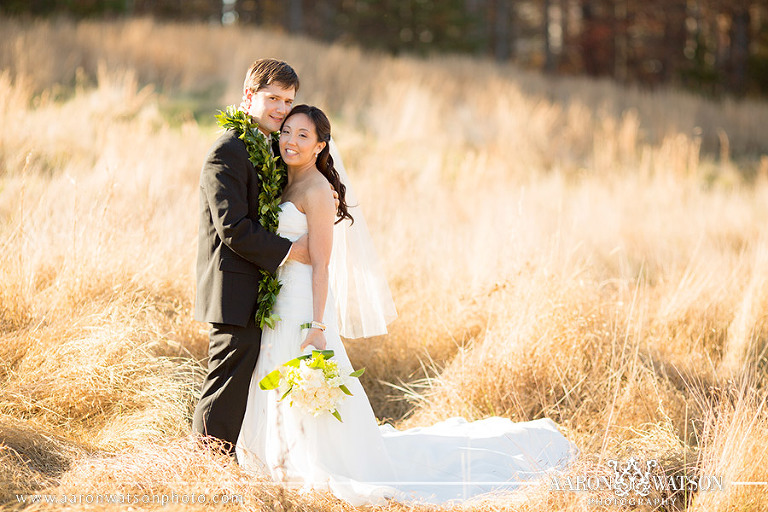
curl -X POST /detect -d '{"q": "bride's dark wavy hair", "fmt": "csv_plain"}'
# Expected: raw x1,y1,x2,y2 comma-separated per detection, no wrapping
283,104,353,225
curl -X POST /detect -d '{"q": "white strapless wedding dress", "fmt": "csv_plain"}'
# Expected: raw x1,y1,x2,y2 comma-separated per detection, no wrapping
236,202,576,505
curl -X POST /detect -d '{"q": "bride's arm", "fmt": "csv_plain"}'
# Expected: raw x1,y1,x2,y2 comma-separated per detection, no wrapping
300,183,336,350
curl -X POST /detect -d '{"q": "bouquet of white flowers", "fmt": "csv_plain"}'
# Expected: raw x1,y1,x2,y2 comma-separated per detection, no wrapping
258,350,364,422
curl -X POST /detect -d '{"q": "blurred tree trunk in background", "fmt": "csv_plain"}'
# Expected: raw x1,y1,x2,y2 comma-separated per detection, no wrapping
613,0,627,82
493,0,513,61
288,0,303,34
661,0,688,84
728,1,751,94
544,0,555,73
580,0,615,77
320,0,338,41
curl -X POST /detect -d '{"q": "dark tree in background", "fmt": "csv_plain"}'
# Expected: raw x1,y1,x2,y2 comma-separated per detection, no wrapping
2,0,767,96
578,0,615,77
727,0,752,94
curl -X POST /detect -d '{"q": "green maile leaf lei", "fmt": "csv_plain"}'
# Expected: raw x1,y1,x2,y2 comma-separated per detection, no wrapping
215,105,287,329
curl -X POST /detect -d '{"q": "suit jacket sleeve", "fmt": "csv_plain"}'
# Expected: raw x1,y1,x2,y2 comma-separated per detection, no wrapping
201,134,292,275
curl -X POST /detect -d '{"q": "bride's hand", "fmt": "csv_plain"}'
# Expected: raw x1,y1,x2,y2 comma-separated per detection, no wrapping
301,328,327,351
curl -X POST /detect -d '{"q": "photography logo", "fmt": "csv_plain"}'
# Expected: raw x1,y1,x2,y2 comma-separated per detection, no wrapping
549,458,724,507
606,458,657,497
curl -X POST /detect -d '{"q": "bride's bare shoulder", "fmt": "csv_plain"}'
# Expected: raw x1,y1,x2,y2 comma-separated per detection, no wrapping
308,172,334,198
302,175,335,215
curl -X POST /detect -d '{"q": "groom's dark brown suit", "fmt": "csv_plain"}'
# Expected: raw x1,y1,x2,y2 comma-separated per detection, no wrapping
193,129,292,452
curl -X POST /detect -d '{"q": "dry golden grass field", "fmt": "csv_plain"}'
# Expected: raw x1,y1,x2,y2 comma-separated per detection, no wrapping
2,16,768,512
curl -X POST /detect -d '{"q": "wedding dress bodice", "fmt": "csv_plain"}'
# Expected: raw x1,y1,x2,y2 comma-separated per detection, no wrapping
270,202,331,323
276,201,307,242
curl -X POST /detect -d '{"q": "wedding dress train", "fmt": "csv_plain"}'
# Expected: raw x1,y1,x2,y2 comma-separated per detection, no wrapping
236,202,576,505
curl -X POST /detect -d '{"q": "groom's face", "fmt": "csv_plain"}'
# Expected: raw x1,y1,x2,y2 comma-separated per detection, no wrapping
245,83,296,135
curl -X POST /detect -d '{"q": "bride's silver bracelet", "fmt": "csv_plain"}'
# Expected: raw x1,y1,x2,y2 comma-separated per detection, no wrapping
300,321,327,332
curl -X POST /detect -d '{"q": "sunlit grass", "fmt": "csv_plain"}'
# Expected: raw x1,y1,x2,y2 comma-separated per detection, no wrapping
1,16,767,511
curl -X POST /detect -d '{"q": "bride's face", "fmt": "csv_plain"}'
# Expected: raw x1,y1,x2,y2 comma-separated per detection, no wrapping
244,83,296,135
279,113,326,168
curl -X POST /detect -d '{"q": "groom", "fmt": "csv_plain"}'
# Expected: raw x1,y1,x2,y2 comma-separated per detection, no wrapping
192,59,310,455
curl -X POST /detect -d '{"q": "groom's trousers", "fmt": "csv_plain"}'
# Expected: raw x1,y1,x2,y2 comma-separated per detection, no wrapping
192,317,261,455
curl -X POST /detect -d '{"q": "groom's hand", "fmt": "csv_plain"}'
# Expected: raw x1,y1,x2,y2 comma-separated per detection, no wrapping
330,183,340,210
287,235,310,264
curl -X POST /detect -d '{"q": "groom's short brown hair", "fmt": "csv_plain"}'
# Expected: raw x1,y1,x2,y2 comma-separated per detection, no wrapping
243,59,300,93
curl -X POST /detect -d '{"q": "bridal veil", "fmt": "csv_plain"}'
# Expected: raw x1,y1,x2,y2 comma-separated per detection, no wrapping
328,138,397,338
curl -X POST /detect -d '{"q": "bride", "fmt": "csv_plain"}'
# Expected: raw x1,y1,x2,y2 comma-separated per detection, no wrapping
236,105,576,505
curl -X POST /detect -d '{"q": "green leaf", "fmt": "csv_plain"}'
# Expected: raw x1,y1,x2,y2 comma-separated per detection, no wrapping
258,369,282,390
349,368,366,378
331,410,343,422
339,384,353,396
284,357,302,367
260,315,274,329
280,386,293,401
